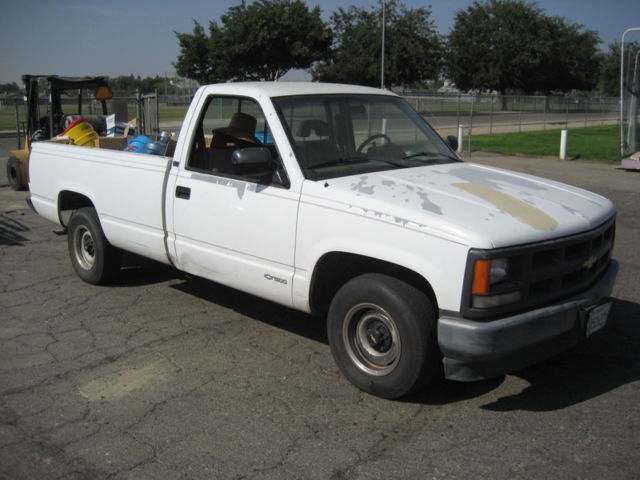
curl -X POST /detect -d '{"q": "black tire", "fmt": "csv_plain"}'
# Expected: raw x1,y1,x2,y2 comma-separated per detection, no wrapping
7,156,25,191
327,273,441,399
67,207,121,285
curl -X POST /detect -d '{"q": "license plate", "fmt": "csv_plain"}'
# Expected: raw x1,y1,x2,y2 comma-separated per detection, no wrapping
586,302,611,336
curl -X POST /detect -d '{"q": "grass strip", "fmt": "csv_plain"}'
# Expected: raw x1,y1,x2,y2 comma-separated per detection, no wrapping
470,125,621,162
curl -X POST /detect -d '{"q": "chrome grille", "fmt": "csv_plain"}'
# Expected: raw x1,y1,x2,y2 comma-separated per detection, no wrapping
524,219,615,304
463,216,616,320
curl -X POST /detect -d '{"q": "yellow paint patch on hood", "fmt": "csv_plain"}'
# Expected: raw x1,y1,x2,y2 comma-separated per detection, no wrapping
453,182,559,231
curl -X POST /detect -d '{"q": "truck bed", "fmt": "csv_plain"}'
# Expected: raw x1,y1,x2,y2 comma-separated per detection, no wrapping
29,141,173,264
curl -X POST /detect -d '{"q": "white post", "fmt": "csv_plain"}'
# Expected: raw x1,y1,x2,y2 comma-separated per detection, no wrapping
560,129,569,160
457,124,464,154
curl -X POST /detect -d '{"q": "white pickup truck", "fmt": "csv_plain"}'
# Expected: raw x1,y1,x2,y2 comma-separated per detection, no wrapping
28,82,618,398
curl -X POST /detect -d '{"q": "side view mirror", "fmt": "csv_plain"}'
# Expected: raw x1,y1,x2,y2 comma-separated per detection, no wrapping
231,147,290,187
446,135,458,152
231,147,271,169
232,147,272,175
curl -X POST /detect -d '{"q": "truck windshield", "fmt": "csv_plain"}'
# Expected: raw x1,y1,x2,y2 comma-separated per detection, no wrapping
272,94,459,180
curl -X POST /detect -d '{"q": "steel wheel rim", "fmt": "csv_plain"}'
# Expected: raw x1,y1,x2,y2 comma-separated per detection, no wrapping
342,303,401,376
73,226,96,270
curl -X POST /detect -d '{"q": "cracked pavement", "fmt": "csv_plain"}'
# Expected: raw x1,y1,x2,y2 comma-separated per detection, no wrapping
1,149,639,479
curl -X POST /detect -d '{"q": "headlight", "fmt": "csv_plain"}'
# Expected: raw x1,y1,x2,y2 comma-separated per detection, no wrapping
471,257,521,308
489,257,508,284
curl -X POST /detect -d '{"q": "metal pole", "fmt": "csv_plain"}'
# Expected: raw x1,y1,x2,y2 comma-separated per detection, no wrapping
381,1,385,89
135,89,142,134
49,91,54,140
155,90,160,135
626,50,640,151
620,27,640,155
467,94,475,154
14,99,21,149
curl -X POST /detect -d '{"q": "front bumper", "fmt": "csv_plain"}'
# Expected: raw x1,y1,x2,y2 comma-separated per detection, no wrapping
438,260,619,381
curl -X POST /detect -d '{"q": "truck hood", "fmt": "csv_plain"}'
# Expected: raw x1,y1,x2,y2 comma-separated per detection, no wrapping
302,162,615,248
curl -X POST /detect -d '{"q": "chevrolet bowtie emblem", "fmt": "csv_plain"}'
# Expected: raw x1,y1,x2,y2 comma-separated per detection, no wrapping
583,255,598,269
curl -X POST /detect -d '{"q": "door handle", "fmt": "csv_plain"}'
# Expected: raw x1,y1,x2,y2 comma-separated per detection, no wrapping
176,186,191,199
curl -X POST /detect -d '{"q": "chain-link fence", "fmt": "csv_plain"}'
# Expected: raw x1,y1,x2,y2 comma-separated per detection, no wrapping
1,90,622,152
0,92,159,149
401,93,620,140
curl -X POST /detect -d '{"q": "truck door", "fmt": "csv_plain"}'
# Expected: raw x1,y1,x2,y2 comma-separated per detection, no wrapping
171,95,298,307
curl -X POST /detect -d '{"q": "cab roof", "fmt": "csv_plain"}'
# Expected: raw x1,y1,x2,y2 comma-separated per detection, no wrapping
199,82,398,98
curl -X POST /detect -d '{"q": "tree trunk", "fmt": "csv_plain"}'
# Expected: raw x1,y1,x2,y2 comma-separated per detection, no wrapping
499,91,508,111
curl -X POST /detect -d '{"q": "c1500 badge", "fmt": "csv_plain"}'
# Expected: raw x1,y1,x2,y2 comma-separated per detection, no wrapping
264,274,287,285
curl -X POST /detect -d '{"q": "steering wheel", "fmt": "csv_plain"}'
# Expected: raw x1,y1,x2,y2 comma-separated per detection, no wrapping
356,133,392,153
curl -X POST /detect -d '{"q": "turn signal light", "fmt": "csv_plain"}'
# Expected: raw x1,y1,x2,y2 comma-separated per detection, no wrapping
472,259,491,294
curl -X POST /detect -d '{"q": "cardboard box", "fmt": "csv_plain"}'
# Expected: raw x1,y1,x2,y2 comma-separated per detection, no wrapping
95,136,128,150
106,114,135,137
165,138,177,157
106,114,129,136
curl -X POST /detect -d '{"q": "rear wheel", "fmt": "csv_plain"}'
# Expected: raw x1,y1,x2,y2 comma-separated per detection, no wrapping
67,207,121,284
327,273,441,399
6,156,24,191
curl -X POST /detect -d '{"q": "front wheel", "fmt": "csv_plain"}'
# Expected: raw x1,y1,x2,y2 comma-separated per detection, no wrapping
67,207,121,285
327,273,441,399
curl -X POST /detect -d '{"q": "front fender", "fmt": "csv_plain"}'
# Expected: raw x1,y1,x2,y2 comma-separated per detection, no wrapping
292,200,469,313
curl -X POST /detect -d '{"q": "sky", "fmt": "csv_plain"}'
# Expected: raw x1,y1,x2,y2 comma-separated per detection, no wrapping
1,0,640,85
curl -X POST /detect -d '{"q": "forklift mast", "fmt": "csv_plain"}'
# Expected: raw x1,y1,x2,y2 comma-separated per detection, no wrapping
21,74,113,138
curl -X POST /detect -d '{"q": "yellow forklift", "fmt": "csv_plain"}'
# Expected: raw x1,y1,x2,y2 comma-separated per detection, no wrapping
7,75,113,190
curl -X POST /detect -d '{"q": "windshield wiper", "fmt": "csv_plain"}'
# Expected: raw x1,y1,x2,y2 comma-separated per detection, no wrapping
309,156,369,169
376,158,412,168
401,151,460,162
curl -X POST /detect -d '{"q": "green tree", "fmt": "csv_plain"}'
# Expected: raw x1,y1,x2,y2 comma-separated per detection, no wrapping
105,75,165,94
313,1,443,88
0,82,20,95
174,21,220,84
138,75,165,93
598,42,640,96
174,0,332,83
599,43,621,96
537,17,601,93
447,0,600,100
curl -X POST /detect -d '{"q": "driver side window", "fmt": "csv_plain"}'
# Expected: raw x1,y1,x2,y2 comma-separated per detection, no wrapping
187,96,286,186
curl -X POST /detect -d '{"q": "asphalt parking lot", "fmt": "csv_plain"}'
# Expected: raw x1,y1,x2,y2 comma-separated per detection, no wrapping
1,144,639,479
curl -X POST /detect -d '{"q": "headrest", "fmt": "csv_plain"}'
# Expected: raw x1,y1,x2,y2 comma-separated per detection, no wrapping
297,119,329,137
